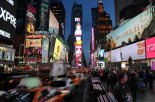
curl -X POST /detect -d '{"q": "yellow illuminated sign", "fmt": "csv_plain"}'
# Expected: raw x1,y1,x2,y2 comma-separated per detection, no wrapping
53,39,62,60
76,40,82,45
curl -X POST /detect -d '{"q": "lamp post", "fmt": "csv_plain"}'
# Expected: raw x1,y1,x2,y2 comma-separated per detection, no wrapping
19,44,24,64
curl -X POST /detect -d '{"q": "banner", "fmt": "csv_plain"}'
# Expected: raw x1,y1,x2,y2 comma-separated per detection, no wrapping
146,37,155,58
105,7,153,50
53,38,62,60
42,37,49,63
121,40,145,61
111,48,122,62
26,39,42,48
0,0,17,43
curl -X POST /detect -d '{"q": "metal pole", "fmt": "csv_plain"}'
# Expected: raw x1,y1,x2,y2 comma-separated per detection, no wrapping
19,44,21,64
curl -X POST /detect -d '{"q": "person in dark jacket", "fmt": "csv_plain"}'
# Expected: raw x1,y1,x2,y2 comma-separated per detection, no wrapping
114,73,130,102
130,72,138,102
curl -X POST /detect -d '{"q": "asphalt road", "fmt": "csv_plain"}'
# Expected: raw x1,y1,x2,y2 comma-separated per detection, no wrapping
66,80,90,102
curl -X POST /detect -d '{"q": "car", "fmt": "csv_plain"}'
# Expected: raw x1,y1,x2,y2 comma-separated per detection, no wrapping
0,86,68,102
50,78,76,97
0,73,30,91
67,75,81,86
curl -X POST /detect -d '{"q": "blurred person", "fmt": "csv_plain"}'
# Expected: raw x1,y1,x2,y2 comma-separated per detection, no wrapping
111,71,117,90
114,73,130,102
130,72,138,102
148,70,154,89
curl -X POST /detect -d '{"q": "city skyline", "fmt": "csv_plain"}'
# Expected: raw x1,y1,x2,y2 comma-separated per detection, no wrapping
62,0,115,64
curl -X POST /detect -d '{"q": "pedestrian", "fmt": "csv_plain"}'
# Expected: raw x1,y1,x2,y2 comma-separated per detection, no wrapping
111,71,117,90
114,73,130,102
148,70,154,89
130,72,138,102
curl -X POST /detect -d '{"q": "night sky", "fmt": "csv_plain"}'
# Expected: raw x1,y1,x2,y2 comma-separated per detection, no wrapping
62,0,115,64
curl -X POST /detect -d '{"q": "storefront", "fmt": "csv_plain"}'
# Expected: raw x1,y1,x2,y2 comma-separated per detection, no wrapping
0,46,15,72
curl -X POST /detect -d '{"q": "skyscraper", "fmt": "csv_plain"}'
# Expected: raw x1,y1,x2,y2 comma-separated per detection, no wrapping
96,0,112,49
69,1,82,67
50,1,66,39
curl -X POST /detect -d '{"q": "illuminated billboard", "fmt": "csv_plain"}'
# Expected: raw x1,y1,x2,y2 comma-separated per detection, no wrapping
24,35,42,63
146,37,155,58
104,51,111,62
105,7,154,50
49,10,59,35
121,40,145,61
0,0,17,43
111,48,122,62
53,38,62,60
25,4,36,35
42,37,49,63
26,39,42,48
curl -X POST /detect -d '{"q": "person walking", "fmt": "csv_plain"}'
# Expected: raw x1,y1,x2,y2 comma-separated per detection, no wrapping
130,72,138,102
148,70,154,89
114,73,130,102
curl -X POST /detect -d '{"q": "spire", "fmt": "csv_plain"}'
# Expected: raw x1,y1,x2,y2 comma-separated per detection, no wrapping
98,0,104,13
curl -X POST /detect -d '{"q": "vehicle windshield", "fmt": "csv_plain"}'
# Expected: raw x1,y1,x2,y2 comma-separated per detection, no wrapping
51,81,66,87
0,91,35,102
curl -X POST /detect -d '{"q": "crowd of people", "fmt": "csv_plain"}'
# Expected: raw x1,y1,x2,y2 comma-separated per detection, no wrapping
89,68,155,102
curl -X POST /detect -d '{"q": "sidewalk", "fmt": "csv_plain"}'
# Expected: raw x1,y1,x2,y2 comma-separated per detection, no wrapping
101,81,155,102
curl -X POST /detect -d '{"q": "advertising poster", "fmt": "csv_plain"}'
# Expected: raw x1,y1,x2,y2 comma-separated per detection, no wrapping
25,4,36,35
42,37,49,63
0,0,17,43
146,37,155,58
26,39,42,48
111,48,122,62
49,10,59,35
105,7,153,50
24,38,42,63
53,38,62,60
121,40,145,61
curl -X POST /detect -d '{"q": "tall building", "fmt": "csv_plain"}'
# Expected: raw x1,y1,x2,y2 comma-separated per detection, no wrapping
69,1,82,67
50,1,65,39
32,0,49,31
96,0,112,49
115,0,151,26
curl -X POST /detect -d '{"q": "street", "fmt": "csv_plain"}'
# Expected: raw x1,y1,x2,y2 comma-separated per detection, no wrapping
67,79,155,102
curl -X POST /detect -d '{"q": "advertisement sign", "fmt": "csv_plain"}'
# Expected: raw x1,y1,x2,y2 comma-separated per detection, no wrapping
24,47,42,63
61,45,66,60
92,28,95,51
121,40,145,61
111,48,122,62
53,38,62,60
25,4,36,35
75,30,82,36
49,10,59,35
146,37,155,58
76,40,82,45
26,39,42,48
105,7,153,50
0,0,17,43
42,37,49,63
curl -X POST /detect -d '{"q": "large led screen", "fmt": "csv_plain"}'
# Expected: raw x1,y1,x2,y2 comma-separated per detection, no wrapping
121,40,145,61
105,7,153,50
146,37,155,58
111,48,122,62
104,51,111,62
0,0,17,44
49,10,59,35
